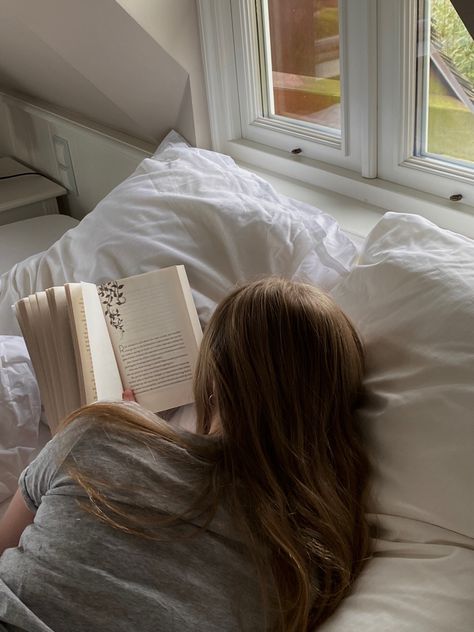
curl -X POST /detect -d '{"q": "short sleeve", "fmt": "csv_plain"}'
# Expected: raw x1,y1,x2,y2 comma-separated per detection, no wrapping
18,417,93,512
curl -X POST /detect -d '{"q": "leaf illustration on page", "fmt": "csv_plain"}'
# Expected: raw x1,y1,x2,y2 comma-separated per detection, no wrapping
97,281,126,334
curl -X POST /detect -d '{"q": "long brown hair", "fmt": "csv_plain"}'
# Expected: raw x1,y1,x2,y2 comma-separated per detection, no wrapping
60,277,371,630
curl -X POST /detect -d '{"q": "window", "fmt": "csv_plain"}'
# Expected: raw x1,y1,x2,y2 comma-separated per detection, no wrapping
378,0,473,205
199,0,474,209
260,1,341,133
417,0,474,165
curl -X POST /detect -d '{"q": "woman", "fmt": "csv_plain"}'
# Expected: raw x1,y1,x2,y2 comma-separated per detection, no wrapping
0,277,371,631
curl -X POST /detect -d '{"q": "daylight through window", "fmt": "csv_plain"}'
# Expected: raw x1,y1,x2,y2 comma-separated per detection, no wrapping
263,0,341,132
417,0,474,165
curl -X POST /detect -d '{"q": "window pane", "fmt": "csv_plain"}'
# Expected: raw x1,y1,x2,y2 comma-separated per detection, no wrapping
264,0,341,131
417,0,474,165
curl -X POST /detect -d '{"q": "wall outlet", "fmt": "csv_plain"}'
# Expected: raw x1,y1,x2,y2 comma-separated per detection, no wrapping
52,135,78,194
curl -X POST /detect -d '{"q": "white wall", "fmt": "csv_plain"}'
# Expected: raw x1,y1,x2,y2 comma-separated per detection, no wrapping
0,1,212,218
116,0,212,148
1,93,153,219
0,0,210,147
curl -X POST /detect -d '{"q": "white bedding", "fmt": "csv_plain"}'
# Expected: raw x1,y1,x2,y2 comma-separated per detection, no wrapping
0,131,358,507
0,132,358,336
322,212,474,631
0,135,472,630
321,526,474,632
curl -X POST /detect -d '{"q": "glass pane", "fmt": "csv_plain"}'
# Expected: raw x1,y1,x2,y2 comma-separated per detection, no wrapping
418,0,474,165
264,0,341,131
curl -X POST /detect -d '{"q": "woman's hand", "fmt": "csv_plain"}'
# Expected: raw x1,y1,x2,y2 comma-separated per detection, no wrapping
122,389,137,402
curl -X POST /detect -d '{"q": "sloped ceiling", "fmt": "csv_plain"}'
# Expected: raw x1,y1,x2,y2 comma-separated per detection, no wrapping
0,0,193,144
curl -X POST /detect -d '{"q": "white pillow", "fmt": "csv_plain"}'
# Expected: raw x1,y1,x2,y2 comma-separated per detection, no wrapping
0,335,42,504
331,212,474,540
319,531,474,632
0,131,357,335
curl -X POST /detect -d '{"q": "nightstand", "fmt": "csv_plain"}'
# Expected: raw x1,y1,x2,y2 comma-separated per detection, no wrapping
0,157,67,226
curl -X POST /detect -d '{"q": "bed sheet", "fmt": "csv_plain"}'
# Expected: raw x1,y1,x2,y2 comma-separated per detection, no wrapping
0,132,360,337
320,531,474,632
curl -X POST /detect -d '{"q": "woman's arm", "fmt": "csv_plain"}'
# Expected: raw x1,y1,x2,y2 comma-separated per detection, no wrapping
0,489,35,556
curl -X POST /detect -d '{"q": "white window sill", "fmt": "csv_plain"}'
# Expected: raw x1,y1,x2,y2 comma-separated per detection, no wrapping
235,149,474,241
237,159,384,241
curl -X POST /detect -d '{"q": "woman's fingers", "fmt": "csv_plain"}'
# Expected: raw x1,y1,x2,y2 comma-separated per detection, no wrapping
122,389,136,402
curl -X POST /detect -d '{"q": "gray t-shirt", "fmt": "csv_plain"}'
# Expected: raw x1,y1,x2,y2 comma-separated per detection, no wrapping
0,408,264,631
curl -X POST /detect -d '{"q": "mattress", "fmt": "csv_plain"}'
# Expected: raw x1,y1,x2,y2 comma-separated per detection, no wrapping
0,214,79,276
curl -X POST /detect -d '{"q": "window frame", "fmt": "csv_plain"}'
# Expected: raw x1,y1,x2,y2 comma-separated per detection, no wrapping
232,0,351,161
214,0,378,173
377,0,474,205
198,0,474,212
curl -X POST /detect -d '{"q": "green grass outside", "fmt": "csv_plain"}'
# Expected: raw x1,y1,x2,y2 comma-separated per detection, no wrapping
427,59,474,165
275,70,473,164
315,8,339,39
428,96,474,162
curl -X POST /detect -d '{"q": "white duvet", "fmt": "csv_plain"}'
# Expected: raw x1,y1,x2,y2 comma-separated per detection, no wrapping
0,132,357,337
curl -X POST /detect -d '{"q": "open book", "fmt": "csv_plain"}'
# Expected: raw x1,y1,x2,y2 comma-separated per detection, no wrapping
15,265,202,434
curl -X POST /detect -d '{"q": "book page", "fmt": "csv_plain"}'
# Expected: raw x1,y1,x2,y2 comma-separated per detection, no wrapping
97,266,202,412
65,283,98,405
15,297,59,432
35,292,67,422
46,287,82,416
80,282,123,401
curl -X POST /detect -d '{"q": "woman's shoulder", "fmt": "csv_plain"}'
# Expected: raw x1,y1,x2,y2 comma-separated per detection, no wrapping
65,401,213,463
57,402,189,445
58,403,213,508
35,403,237,542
